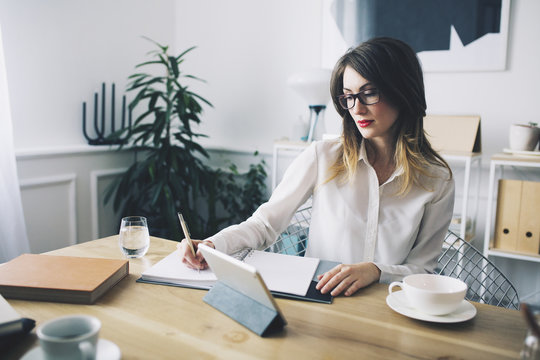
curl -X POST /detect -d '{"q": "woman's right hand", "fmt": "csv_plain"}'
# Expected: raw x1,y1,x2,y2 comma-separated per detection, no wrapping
177,239,215,270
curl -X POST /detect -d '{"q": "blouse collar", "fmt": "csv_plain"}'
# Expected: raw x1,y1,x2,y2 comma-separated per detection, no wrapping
358,139,404,183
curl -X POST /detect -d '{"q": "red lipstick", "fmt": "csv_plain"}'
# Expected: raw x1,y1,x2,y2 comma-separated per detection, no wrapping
357,120,373,128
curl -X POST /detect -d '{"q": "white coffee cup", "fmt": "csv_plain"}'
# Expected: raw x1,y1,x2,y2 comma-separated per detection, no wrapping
37,314,101,360
509,124,540,151
388,274,467,316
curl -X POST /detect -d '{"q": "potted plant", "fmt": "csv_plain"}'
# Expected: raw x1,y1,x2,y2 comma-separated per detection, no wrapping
105,38,267,240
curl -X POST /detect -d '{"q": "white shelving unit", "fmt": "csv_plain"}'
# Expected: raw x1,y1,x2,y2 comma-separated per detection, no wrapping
272,140,481,241
444,152,482,242
483,153,540,263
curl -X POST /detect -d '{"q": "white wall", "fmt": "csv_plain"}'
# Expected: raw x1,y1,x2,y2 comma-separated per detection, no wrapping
0,0,176,150
4,0,538,157
173,0,325,154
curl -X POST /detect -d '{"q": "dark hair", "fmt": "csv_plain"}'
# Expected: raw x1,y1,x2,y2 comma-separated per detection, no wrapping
330,37,426,136
327,37,451,194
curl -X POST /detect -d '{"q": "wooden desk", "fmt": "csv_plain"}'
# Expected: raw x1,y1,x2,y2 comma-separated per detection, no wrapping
6,236,527,359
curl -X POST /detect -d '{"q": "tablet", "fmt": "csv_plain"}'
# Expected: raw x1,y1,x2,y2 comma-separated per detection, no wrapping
198,244,287,325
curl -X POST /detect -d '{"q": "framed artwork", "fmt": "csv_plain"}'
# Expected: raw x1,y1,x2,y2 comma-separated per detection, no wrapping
322,0,511,72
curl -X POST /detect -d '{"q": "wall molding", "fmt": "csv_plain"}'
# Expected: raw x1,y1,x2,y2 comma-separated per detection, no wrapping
90,168,127,240
19,173,77,246
15,143,270,161
15,145,121,160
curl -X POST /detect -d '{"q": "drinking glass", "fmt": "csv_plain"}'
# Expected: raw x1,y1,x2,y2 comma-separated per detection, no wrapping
521,331,539,360
118,216,150,258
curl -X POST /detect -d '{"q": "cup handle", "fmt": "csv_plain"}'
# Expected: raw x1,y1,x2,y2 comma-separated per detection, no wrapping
79,340,96,360
388,281,403,294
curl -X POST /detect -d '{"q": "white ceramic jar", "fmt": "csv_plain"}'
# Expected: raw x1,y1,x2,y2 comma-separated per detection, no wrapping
509,124,540,151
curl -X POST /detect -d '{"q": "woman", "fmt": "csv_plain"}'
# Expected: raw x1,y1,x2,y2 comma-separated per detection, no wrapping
179,37,454,297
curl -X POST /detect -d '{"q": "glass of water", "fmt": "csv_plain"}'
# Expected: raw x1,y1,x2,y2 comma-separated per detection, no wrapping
118,216,150,258
521,330,540,360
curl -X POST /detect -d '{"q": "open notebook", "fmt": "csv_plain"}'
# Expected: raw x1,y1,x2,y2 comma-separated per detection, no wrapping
138,248,336,303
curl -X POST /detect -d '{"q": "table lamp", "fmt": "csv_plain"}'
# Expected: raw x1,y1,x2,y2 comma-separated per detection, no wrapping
287,68,332,142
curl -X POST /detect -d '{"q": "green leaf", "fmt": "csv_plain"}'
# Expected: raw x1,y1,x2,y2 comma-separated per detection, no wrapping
186,91,213,108
148,92,160,111
183,74,207,83
175,46,197,61
169,56,179,78
141,36,168,53
134,60,163,69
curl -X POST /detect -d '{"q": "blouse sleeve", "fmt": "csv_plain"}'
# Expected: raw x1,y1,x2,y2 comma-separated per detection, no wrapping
375,173,455,283
206,142,319,255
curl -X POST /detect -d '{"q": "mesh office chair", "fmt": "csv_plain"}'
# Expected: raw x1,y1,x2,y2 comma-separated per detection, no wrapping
263,205,312,256
437,230,520,310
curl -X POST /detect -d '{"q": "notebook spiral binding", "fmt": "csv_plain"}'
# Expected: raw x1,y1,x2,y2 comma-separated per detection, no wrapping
232,248,253,261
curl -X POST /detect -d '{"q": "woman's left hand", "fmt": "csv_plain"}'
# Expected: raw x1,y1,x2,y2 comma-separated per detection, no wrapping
315,262,381,296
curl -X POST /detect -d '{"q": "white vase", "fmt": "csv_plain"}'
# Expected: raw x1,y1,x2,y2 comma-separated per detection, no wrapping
509,124,540,151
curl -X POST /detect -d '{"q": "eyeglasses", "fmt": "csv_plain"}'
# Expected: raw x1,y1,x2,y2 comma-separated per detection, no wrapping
337,89,380,109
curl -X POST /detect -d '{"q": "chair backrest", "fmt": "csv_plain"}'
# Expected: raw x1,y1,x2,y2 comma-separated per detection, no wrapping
437,231,520,310
263,205,312,256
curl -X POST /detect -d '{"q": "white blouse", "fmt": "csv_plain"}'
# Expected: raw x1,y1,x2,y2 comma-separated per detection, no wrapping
207,139,455,283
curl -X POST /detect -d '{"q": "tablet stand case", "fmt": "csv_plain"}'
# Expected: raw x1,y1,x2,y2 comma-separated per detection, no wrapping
203,281,286,337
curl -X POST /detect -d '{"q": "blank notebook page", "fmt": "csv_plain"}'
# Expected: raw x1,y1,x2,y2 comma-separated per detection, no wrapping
243,250,319,296
141,251,217,283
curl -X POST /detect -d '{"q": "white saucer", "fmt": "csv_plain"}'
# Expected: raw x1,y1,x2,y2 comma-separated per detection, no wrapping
386,290,477,323
21,338,121,360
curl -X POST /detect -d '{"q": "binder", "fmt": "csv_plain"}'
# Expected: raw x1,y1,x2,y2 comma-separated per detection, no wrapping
516,181,540,254
494,179,521,251
494,179,540,255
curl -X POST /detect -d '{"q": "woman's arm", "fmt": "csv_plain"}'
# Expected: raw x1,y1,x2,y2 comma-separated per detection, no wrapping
204,142,320,255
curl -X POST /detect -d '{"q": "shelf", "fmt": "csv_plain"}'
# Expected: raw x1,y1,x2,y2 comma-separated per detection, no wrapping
491,153,540,164
483,153,540,262
486,248,540,263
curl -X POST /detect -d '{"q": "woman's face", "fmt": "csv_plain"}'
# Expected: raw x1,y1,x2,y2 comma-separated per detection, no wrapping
342,65,399,145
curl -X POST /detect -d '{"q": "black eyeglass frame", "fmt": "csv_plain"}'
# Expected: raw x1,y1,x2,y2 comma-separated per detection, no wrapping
337,89,381,110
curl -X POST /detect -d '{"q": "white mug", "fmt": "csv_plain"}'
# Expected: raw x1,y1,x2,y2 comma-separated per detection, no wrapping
389,274,467,316
37,315,101,360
